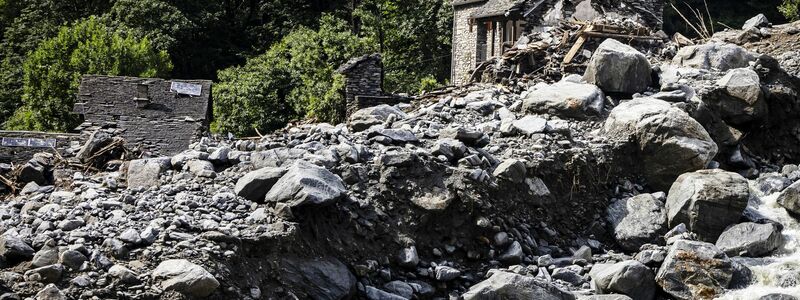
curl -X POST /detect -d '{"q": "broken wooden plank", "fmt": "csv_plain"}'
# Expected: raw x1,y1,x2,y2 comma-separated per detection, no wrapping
563,34,588,64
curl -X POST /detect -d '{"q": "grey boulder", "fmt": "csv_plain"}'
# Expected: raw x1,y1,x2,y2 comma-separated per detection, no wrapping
672,42,756,71
280,256,356,300
742,14,770,30
349,105,407,132
265,161,346,208
584,39,652,94
777,180,800,214
716,222,783,257
127,158,169,189
462,271,575,300
234,167,287,202
0,234,34,262
702,68,767,125
511,116,548,136
589,260,655,300
153,259,219,298
606,193,668,252
666,169,749,242
655,240,733,300
522,82,605,119
602,98,717,190
493,159,527,183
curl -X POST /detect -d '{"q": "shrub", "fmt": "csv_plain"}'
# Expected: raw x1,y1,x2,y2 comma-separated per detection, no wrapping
781,0,800,21
6,16,171,131
212,15,372,136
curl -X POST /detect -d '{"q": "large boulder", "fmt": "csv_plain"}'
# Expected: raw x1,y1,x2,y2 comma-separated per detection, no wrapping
349,105,407,132
672,42,757,71
234,167,287,202
280,257,356,300
655,240,733,300
152,259,219,298
265,160,346,208
462,271,575,300
583,39,652,94
602,99,717,190
606,193,668,252
715,222,783,257
776,180,800,214
0,234,34,263
522,82,605,119
251,148,308,169
666,169,749,242
742,14,770,30
127,158,170,189
702,68,767,125
590,260,656,300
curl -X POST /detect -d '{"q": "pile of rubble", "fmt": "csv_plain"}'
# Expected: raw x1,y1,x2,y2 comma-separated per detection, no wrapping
2,13,800,300
470,18,667,86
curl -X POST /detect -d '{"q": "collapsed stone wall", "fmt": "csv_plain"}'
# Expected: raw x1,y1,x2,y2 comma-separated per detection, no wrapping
0,131,81,164
337,54,385,118
73,75,212,157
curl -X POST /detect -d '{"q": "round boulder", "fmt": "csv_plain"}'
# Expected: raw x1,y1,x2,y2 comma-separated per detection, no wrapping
606,193,668,252
666,169,749,242
655,240,733,300
715,222,783,257
522,82,605,119
602,98,718,190
584,38,652,94
590,260,656,300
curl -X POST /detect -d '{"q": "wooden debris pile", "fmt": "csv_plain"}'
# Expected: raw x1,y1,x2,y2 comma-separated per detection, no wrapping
470,18,667,85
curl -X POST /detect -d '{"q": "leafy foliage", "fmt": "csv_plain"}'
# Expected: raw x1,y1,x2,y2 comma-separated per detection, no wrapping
0,0,113,126
6,16,171,131
355,0,452,93
212,15,372,136
781,0,800,21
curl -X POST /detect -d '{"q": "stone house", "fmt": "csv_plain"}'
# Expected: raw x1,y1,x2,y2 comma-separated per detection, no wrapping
451,0,665,85
336,54,410,119
73,75,212,156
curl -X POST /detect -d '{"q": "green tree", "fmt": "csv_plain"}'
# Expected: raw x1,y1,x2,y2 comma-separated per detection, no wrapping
0,0,112,126
6,16,171,131
103,0,193,52
780,0,800,21
213,15,372,136
355,0,452,93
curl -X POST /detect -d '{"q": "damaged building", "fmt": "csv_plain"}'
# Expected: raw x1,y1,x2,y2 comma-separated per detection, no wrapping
73,75,212,156
451,0,665,85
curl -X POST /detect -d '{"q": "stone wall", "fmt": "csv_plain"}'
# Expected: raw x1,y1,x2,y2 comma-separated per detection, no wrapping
0,131,81,164
73,75,212,156
452,2,484,86
337,54,385,118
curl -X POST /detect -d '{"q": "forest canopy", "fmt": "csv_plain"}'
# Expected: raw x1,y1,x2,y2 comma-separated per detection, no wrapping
0,0,789,135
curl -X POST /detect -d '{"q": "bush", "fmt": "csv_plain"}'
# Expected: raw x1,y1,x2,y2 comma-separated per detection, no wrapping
781,0,800,21
5,16,172,131
212,15,372,137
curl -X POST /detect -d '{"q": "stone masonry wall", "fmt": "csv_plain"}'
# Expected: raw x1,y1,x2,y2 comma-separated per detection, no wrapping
0,131,81,164
339,54,384,118
452,2,484,86
74,75,212,156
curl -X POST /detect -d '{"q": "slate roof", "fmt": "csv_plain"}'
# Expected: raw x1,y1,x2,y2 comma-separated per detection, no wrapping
336,53,382,74
465,0,528,19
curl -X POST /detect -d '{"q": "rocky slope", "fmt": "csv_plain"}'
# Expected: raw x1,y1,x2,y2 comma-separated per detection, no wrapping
2,14,800,300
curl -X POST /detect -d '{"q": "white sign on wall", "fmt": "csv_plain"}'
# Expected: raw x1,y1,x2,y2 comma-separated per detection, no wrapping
170,82,203,96
1,137,57,148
